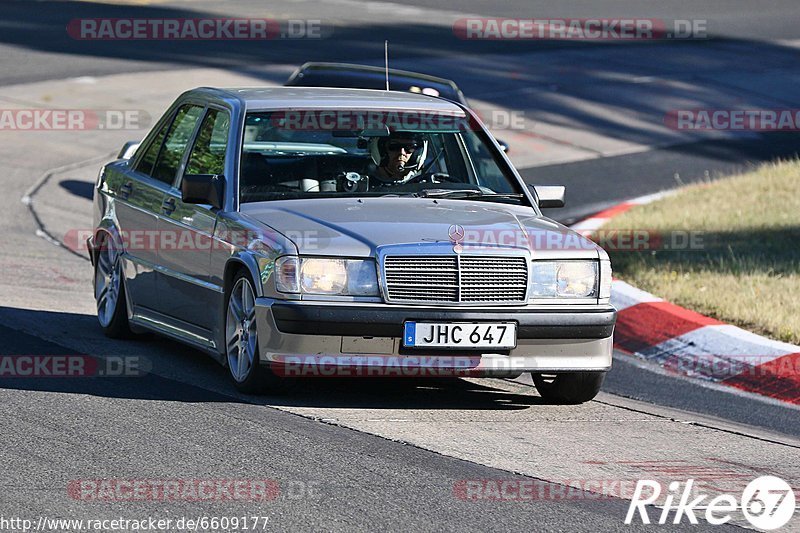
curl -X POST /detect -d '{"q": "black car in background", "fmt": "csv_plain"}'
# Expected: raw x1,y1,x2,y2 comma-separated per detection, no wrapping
285,62,509,152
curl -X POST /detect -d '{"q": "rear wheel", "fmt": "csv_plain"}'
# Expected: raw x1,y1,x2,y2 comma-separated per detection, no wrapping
225,271,291,394
93,234,131,338
531,371,605,404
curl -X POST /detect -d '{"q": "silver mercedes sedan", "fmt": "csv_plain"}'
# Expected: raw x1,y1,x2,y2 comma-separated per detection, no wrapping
88,87,615,403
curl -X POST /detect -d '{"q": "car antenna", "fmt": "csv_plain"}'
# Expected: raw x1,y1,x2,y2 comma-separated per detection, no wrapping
384,40,390,91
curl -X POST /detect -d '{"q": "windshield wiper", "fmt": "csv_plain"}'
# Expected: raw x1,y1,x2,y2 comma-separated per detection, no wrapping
411,189,524,199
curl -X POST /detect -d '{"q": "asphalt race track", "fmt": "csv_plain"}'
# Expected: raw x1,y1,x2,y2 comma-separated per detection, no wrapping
1,1,799,531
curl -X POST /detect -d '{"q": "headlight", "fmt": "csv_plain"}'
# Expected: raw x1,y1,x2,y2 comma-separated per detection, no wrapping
275,257,379,296
530,261,598,299
301,258,347,294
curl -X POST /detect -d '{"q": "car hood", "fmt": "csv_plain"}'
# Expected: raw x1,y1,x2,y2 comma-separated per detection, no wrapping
240,197,602,259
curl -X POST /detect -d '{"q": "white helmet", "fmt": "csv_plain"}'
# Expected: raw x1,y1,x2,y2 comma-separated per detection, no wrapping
369,131,428,172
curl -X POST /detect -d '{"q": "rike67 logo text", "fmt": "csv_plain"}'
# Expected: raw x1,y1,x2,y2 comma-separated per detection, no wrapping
626,476,796,530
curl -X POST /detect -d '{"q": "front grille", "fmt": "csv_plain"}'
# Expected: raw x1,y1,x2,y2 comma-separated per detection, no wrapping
383,255,528,304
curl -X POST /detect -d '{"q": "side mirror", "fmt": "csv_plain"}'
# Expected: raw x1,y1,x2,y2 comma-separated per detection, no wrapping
182,174,225,210
531,185,565,208
497,139,509,153
117,141,140,160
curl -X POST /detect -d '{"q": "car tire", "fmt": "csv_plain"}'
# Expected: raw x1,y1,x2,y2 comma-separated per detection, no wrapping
225,270,292,394
531,371,605,404
94,234,132,339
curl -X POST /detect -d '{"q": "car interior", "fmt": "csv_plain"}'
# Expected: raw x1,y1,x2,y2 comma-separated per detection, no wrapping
237,112,518,203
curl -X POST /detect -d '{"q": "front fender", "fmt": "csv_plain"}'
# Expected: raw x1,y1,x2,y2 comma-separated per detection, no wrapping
90,220,125,266
224,253,265,298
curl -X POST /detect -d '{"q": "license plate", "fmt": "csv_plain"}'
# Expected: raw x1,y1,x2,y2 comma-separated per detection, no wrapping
403,322,516,349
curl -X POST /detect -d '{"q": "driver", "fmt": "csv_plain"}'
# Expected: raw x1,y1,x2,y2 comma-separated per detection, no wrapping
369,131,427,187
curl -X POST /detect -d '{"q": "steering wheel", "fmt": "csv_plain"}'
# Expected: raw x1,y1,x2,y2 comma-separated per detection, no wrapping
405,172,462,185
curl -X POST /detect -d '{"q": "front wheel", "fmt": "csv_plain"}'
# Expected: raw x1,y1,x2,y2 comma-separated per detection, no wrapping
94,235,131,338
224,271,291,394
531,371,605,404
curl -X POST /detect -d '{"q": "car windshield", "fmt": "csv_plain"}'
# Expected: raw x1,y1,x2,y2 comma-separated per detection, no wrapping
239,110,527,205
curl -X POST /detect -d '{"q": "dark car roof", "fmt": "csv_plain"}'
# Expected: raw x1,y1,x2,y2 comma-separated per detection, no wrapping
197,86,465,113
285,62,467,105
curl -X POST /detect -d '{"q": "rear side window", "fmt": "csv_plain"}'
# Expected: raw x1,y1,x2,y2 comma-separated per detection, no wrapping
150,104,204,185
185,109,230,177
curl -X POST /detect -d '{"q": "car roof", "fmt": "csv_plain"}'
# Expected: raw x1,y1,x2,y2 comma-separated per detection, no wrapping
285,62,466,104
194,86,467,114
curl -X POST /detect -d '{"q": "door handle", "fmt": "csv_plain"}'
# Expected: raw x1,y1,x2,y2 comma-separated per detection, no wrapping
119,181,133,200
162,197,177,215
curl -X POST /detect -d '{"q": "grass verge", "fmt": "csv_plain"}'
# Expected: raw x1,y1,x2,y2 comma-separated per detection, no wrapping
602,158,800,345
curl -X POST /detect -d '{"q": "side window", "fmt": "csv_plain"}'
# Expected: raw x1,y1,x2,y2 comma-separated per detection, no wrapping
151,104,204,185
424,134,450,175
185,109,230,177
462,130,512,193
134,121,169,178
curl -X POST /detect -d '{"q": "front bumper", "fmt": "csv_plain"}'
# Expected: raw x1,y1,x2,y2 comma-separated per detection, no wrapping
255,298,615,377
